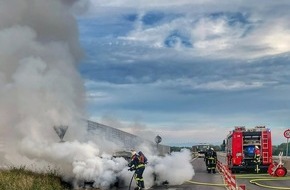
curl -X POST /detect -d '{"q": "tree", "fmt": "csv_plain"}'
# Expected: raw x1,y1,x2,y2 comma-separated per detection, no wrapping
272,143,290,156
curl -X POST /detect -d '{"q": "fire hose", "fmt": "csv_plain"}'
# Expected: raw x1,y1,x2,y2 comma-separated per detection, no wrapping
236,174,290,189
128,167,135,190
128,172,134,190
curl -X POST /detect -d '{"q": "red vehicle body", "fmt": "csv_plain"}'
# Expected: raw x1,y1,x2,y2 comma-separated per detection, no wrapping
226,126,272,173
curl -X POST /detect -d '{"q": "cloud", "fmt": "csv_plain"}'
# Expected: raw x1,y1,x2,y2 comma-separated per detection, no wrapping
82,0,290,59
78,1,290,146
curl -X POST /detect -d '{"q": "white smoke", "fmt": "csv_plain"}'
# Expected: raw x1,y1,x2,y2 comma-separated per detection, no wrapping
114,146,194,189
0,0,194,189
0,0,88,175
73,154,129,189
157,149,194,185
144,149,195,187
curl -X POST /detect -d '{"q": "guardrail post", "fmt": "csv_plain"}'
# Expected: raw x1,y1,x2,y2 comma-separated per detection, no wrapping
239,184,246,190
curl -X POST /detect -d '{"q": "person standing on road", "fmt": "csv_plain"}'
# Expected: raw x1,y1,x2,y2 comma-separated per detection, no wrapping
206,148,217,174
128,150,146,190
204,147,210,167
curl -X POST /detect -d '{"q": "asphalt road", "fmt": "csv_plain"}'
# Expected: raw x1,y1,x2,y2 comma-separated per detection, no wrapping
184,156,226,190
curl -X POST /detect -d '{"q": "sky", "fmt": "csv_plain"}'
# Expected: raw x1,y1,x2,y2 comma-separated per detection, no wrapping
75,0,290,146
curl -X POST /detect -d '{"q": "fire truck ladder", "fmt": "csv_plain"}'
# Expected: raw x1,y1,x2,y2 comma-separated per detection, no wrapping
262,131,269,163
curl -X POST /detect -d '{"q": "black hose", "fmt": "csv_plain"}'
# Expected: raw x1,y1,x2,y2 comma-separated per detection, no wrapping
128,172,134,190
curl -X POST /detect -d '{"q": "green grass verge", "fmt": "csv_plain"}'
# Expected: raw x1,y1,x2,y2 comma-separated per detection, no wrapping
0,166,71,190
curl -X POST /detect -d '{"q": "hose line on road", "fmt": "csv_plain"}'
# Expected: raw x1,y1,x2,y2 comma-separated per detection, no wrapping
235,173,271,178
249,178,290,190
235,174,273,179
236,174,290,190
186,180,226,187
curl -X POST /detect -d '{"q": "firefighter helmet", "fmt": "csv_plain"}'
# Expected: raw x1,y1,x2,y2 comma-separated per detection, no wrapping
131,149,137,156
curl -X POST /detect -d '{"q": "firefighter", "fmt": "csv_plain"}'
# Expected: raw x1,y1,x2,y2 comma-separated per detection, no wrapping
204,147,209,166
254,146,261,161
254,146,261,173
128,150,146,190
206,148,217,174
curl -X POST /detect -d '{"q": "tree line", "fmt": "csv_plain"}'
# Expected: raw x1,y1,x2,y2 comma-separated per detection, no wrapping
272,143,290,156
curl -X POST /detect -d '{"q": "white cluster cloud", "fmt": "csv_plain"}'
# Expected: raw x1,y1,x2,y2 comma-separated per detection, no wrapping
85,0,290,59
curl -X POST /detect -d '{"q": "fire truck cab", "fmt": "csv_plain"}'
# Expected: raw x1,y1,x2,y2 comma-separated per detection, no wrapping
226,126,272,173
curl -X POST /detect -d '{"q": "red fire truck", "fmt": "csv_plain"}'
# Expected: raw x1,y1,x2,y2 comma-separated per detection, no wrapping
225,126,272,173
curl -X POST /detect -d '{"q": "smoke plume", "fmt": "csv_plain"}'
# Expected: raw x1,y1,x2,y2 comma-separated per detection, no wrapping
0,0,194,189
0,0,87,174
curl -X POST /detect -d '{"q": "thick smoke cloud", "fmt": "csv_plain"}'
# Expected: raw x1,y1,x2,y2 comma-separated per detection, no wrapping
0,0,194,189
0,0,87,173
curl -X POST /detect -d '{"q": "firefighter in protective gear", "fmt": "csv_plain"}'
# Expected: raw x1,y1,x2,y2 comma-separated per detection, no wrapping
205,148,217,174
204,147,209,166
254,146,261,173
128,150,145,190
254,146,261,162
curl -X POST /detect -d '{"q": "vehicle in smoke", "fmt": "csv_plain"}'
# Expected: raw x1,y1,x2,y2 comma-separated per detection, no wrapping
79,150,131,189
112,150,132,161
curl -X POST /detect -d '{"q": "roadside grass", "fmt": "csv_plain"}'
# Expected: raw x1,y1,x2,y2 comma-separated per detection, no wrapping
0,166,71,190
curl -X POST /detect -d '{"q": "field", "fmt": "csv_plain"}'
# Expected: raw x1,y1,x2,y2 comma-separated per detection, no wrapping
0,167,71,190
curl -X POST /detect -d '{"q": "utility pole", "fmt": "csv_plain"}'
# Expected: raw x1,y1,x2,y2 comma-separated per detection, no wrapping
283,129,290,158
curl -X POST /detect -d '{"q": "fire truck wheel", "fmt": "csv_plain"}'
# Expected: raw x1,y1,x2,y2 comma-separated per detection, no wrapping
267,163,275,176
274,167,287,177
